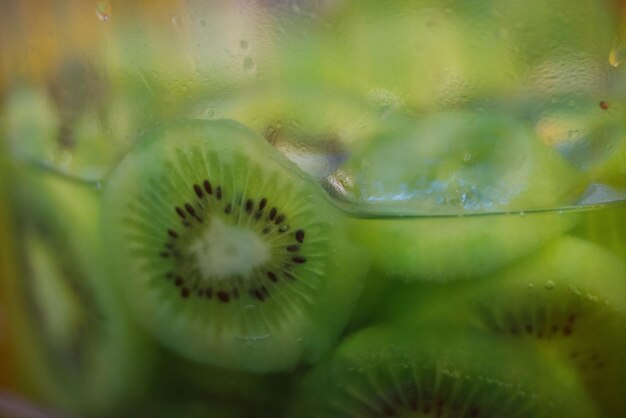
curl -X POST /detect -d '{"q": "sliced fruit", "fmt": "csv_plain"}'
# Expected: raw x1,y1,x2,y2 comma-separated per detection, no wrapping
290,324,600,417
4,77,149,182
186,83,386,181
102,119,366,373
387,236,626,417
341,111,585,281
269,0,522,111
8,168,154,416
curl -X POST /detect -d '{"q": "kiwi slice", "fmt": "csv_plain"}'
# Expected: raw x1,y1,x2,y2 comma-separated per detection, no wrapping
3,76,148,182
186,83,385,181
464,237,626,418
340,111,585,281
290,324,600,417
269,0,522,111
388,237,626,417
9,169,154,416
103,119,366,373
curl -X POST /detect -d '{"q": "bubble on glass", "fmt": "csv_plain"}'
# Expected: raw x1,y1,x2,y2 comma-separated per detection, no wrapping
545,280,555,290
609,30,626,68
240,39,249,50
235,305,271,341
95,1,111,22
171,15,181,28
243,56,256,73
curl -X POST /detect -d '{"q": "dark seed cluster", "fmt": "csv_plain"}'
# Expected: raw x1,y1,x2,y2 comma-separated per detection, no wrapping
480,308,579,341
157,179,309,304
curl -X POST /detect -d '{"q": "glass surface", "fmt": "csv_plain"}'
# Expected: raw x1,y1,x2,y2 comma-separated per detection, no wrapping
1,1,625,417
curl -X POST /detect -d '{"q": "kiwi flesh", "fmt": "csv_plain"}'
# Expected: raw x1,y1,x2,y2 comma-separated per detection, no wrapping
341,111,585,281
290,324,600,417
103,119,366,373
386,236,626,417
8,168,155,416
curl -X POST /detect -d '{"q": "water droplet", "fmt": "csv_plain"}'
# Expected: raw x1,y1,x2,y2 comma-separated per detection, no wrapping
463,152,473,162
545,280,555,290
171,15,181,27
96,1,111,21
240,39,249,50
609,47,626,67
235,305,271,341
527,283,535,289
243,56,256,73
519,211,526,217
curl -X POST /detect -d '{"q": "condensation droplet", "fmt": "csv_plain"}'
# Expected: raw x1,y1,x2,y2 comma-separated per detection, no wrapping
545,280,555,290
235,305,271,341
609,47,626,68
96,1,111,21
243,56,256,73
519,211,526,217
527,283,535,289
240,39,249,50
463,152,473,162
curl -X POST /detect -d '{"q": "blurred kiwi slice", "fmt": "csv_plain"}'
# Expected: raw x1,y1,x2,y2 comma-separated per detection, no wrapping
268,0,522,110
340,111,585,281
9,168,154,416
3,62,149,182
186,82,386,181
456,237,626,418
289,324,600,417
387,237,626,417
102,119,366,373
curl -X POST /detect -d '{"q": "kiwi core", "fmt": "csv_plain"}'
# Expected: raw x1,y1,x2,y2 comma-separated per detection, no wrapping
187,217,270,280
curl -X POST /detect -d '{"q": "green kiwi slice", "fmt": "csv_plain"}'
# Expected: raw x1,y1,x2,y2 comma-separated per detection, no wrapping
341,111,585,281
9,169,154,416
102,119,366,373
462,237,626,417
3,77,148,182
387,237,626,417
186,83,385,181
290,324,600,417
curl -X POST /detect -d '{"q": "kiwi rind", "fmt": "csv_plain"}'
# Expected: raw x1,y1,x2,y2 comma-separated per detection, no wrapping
103,119,367,373
343,112,585,281
9,167,155,416
290,324,600,418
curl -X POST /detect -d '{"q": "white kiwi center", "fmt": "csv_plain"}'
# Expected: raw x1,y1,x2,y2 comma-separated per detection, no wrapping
187,217,270,280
